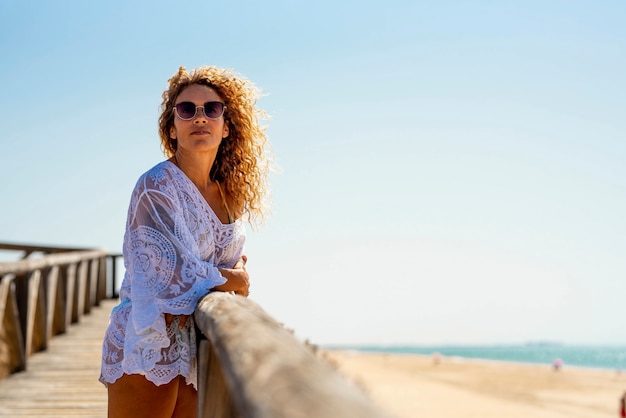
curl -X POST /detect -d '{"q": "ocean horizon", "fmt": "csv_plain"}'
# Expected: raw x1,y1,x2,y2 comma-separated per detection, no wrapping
326,344,626,371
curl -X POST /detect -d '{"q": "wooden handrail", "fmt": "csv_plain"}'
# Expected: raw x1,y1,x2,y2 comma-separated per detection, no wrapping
0,243,115,380
2,243,389,415
0,249,107,275
0,242,90,256
194,292,389,418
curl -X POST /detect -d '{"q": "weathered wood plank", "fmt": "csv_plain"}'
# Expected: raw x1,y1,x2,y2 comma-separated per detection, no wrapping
0,275,26,377
0,250,107,276
45,266,60,341
88,259,99,310
0,243,89,254
65,263,77,329
76,260,88,318
0,298,115,417
198,339,239,418
26,269,46,355
194,292,390,418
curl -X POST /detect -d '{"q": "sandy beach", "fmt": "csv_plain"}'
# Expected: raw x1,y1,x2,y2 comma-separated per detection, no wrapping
323,350,626,418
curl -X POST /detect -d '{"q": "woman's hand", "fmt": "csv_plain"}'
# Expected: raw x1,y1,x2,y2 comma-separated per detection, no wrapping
164,256,249,327
233,254,247,270
212,255,250,297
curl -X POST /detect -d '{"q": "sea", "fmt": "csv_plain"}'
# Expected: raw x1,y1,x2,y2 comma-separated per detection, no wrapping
329,344,626,371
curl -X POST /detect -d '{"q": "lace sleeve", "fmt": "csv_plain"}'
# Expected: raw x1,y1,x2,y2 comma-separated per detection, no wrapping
123,173,227,336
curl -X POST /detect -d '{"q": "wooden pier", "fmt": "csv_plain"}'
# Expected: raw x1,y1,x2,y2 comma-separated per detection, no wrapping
0,299,116,417
1,243,388,417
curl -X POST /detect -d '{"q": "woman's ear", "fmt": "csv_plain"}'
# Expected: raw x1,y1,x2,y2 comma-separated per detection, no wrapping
222,122,229,138
170,126,177,139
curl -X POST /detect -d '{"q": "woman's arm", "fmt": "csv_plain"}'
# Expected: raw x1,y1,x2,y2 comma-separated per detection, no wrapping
165,255,249,328
214,254,249,296
124,171,232,339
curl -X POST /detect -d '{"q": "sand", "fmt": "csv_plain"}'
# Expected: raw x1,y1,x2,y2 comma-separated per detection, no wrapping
323,350,626,418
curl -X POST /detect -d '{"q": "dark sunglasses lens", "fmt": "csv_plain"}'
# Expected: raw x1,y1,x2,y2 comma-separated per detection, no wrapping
204,102,224,119
175,102,197,119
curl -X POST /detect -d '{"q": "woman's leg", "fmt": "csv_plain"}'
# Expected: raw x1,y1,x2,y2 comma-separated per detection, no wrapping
172,376,198,418
108,374,180,418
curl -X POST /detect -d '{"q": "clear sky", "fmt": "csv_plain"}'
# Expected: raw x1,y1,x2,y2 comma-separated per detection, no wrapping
1,0,624,346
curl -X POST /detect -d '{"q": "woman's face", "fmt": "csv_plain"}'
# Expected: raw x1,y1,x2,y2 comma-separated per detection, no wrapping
169,84,229,155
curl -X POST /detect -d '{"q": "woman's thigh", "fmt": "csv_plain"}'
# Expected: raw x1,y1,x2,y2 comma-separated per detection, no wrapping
172,378,198,418
108,374,186,418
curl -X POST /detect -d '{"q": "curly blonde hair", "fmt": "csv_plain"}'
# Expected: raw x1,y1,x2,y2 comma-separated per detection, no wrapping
158,66,271,225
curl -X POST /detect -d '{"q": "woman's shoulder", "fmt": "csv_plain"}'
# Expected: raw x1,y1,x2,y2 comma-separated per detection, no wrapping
133,160,179,195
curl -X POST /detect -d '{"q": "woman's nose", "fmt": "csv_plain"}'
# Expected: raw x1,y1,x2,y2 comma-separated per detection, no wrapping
193,106,208,122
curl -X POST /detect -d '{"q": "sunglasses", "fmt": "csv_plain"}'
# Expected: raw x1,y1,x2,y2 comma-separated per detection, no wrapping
174,101,226,120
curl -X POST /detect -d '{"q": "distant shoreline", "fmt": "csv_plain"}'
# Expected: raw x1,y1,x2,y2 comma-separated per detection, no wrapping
323,344,626,371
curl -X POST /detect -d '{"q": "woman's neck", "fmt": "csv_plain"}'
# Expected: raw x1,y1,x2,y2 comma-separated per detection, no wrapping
172,151,216,188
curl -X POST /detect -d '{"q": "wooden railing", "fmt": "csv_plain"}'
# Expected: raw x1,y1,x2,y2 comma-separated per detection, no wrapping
194,292,389,418
1,242,388,416
0,242,115,379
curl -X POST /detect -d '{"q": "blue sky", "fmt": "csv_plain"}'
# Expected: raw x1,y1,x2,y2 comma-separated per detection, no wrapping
1,0,624,346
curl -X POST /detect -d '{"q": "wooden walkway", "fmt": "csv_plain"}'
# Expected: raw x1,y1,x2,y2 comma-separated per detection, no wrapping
0,299,117,418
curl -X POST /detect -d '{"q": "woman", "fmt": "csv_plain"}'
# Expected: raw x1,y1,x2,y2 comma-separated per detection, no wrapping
100,66,271,417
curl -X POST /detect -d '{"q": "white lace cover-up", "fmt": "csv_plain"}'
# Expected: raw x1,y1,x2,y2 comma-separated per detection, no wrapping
99,161,245,388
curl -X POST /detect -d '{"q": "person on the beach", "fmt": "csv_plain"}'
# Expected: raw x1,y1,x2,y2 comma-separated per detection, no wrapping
99,66,271,418
620,391,626,417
